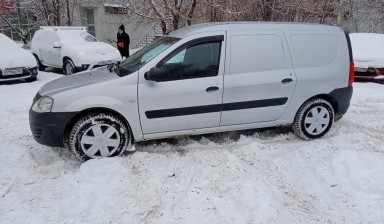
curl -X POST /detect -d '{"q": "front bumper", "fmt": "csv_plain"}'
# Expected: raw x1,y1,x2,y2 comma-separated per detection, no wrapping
75,60,120,72
0,67,38,82
29,109,77,147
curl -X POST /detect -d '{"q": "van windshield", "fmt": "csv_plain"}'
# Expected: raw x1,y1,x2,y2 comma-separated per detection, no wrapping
117,37,180,76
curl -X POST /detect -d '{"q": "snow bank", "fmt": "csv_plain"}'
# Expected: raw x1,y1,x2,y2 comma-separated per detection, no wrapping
1,73,384,223
350,33,384,68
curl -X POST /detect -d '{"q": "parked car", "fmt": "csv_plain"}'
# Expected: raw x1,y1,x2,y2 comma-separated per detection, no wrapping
350,33,384,84
354,67,384,84
0,33,38,83
31,26,122,75
29,22,354,161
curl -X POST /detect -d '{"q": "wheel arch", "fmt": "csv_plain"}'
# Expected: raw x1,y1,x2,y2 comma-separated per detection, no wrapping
304,94,338,114
64,107,135,144
62,56,72,64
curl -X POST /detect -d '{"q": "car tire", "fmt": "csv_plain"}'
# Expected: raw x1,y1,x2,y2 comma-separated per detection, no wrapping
67,113,132,162
293,98,334,140
25,77,37,82
63,59,76,75
34,55,46,71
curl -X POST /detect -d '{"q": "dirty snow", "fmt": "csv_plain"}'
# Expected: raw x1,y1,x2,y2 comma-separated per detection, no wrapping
0,72,384,223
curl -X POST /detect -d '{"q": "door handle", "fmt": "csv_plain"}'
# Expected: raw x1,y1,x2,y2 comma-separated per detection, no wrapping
206,86,220,92
281,78,293,84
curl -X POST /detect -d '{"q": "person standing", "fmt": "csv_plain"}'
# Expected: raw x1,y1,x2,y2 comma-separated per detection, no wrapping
117,25,130,58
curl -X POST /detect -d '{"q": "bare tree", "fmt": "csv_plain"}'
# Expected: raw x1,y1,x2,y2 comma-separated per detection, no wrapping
109,0,198,34
0,0,38,43
0,0,78,43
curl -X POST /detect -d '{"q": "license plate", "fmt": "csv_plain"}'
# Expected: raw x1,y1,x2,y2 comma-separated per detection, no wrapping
354,67,368,72
3,68,23,76
98,60,112,65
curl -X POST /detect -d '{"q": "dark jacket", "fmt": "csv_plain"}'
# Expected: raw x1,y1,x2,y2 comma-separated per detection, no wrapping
117,32,130,58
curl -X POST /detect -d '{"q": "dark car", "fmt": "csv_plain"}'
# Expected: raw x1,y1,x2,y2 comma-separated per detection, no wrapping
355,67,384,84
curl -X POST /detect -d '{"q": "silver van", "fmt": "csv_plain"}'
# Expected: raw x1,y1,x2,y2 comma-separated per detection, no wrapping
29,22,354,161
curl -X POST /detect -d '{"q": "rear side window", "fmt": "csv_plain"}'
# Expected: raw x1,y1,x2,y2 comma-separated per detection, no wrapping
230,35,285,74
290,34,341,68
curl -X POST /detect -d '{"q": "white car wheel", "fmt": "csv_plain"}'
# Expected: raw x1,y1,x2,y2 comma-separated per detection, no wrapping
68,113,132,161
63,59,75,75
293,98,334,140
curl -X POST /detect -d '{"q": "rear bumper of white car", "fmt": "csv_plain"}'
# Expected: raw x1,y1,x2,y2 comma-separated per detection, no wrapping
0,67,38,82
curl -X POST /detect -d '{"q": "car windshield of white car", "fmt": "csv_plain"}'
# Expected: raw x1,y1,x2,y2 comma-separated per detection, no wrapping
59,31,98,43
82,33,97,42
118,37,180,76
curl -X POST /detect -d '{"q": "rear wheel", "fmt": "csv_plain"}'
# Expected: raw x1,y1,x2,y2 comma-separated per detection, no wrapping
67,113,132,161
293,98,334,140
63,59,76,75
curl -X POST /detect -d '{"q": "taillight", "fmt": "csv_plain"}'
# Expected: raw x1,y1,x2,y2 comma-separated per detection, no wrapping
349,61,354,86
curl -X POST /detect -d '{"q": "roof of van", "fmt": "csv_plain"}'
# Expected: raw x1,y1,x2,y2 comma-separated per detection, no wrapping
169,22,343,38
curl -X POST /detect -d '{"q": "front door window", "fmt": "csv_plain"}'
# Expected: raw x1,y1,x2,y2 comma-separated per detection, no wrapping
157,41,222,81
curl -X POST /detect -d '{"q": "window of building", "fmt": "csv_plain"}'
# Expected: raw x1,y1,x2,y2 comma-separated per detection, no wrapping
82,8,96,37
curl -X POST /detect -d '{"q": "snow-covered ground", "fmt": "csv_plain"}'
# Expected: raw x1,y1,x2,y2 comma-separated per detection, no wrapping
0,72,383,223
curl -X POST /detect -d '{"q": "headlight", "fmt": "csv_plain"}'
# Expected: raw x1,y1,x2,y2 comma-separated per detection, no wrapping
32,96,54,113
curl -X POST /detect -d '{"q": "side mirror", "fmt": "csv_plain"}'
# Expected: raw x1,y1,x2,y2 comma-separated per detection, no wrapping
144,67,165,82
53,41,61,49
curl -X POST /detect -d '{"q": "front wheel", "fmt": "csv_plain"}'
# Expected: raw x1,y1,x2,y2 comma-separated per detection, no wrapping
67,113,132,161
63,59,76,75
34,55,46,71
293,98,334,140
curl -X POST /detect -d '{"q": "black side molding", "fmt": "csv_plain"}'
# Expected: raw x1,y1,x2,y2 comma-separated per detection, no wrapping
145,97,288,119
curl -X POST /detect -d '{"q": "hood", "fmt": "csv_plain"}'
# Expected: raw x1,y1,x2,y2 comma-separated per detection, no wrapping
0,48,36,69
40,67,119,96
70,42,116,55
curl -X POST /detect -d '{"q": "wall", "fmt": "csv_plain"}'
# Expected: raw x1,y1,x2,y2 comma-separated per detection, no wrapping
72,2,153,49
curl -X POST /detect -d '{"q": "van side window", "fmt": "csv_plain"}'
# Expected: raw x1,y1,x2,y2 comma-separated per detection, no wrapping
290,34,340,68
158,41,221,81
230,35,285,74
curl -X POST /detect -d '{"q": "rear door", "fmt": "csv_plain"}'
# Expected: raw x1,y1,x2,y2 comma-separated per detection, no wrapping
221,30,296,126
138,33,226,134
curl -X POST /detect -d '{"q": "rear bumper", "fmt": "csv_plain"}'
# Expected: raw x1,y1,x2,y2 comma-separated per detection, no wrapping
329,86,353,116
29,109,77,147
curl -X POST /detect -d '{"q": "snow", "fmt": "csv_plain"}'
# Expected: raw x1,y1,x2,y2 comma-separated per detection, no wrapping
0,33,36,69
350,33,384,68
1,73,384,223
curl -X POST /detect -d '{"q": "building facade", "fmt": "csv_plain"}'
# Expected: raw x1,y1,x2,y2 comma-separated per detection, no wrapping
72,2,154,48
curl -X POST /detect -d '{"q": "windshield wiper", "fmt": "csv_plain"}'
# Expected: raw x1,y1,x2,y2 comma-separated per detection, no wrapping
107,62,121,76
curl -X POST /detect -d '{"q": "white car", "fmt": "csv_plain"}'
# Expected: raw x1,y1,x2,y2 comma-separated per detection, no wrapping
0,33,38,82
31,27,122,75
30,22,354,161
